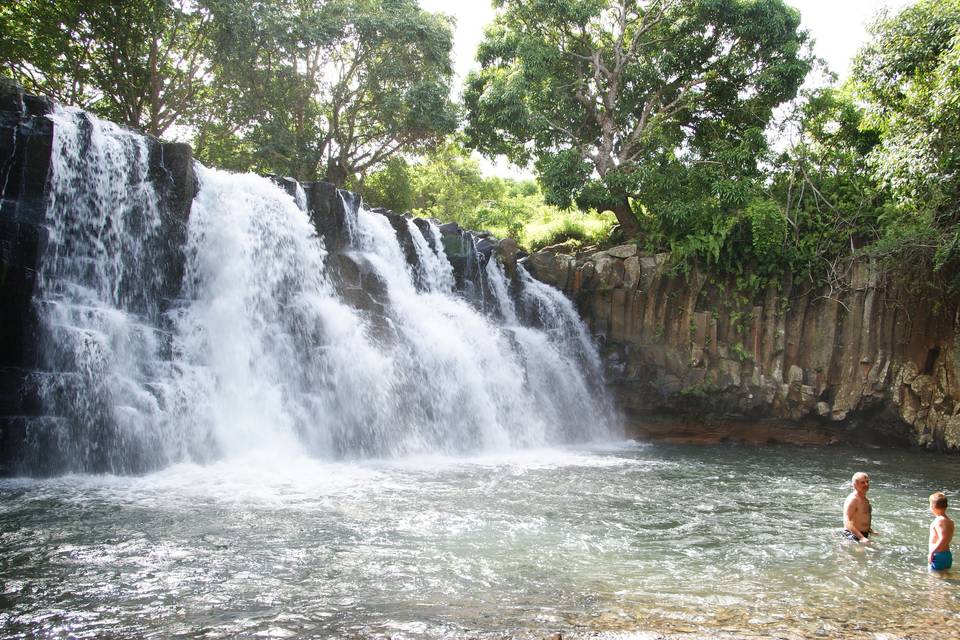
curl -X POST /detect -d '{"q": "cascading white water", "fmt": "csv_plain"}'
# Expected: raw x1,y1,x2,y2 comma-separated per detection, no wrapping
427,221,456,292
484,256,519,325
293,182,308,211
517,265,605,375
407,218,454,293
486,256,613,443
341,209,615,451
32,106,188,471
30,107,618,472
174,166,358,460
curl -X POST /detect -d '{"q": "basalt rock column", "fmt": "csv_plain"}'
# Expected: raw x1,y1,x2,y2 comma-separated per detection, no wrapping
522,245,960,449
0,82,55,468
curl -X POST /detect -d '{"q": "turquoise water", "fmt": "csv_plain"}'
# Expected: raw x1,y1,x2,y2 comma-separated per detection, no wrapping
1,443,958,638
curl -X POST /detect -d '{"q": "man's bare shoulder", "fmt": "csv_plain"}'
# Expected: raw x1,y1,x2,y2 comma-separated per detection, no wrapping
844,492,863,506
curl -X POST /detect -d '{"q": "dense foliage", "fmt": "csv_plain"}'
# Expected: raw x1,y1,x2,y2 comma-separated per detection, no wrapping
4,0,960,290
762,88,890,280
852,0,960,283
357,141,614,249
460,0,960,289
0,0,456,183
0,0,210,137
199,0,458,183
464,0,811,237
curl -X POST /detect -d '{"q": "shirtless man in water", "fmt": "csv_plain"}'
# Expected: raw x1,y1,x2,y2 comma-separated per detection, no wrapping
843,472,873,542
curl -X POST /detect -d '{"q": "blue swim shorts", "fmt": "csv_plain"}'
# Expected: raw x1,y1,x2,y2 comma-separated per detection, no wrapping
930,550,953,571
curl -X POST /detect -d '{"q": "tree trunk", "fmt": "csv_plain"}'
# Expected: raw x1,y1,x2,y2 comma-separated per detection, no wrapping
611,196,640,238
325,158,348,187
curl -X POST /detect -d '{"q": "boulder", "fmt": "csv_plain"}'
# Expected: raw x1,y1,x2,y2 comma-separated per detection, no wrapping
607,243,638,259
496,238,519,275
303,181,359,253
623,256,641,290
522,251,569,289
591,253,624,290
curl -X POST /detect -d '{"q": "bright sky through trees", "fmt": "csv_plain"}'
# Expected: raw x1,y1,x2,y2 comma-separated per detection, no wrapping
419,0,910,177
422,0,909,83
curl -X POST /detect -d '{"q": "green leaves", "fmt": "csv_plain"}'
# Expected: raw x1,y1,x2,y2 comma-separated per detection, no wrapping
850,0,960,287
0,0,213,136
357,139,613,250
464,0,811,237
201,0,457,183
535,149,593,210
853,0,960,209
745,198,787,263
1,0,457,183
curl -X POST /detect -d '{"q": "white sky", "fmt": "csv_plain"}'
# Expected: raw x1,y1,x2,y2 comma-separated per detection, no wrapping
418,0,912,176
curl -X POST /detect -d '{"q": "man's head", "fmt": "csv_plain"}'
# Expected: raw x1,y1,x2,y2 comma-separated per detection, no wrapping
852,472,870,494
930,491,948,514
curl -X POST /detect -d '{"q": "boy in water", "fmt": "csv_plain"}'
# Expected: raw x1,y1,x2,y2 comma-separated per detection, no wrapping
929,492,954,572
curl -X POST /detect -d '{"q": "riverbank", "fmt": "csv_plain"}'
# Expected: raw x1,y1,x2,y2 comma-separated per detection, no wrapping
623,416,843,446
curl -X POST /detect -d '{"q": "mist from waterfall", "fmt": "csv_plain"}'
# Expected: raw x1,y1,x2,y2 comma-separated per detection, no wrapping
28,107,618,473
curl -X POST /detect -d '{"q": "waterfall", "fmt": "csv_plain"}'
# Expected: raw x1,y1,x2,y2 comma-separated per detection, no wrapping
24,108,618,473
407,219,454,293
484,256,519,325
31,106,185,471
427,221,456,293
293,182,308,211
174,166,357,460
517,265,605,375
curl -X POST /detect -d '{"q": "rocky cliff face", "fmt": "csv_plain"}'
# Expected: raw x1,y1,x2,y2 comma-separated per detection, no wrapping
0,83,195,473
523,245,960,449
6,82,957,458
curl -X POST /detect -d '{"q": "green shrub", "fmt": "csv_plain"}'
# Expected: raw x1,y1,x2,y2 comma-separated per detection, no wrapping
522,210,616,251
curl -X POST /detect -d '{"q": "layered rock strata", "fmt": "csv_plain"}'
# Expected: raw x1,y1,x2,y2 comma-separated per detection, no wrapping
523,245,960,449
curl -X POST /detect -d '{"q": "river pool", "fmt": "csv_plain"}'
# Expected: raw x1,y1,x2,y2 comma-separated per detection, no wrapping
1,442,958,639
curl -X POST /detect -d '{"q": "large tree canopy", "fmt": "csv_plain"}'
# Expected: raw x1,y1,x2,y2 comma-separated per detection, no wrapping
850,0,960,281
853,0,960,222
464,0,811,237
0,0,210,137
199,0,459,183
1,0,457,184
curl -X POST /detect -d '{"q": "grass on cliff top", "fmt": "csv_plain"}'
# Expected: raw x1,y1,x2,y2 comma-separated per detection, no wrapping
519,210,618,252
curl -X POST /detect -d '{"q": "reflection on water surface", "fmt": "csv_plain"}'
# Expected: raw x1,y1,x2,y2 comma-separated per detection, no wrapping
1,443,958,639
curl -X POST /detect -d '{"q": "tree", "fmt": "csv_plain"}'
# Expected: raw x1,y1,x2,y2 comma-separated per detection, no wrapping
407,138,501,223
464,0,811,238
0,0,211,137
356,156,415,213
852,0,960,239
200,0,459,184
358,139,601,246
766,87,891,280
